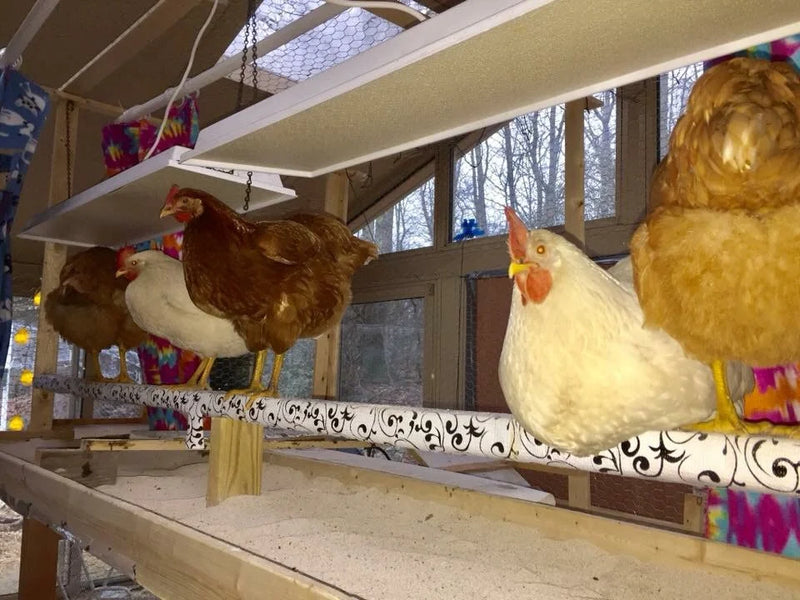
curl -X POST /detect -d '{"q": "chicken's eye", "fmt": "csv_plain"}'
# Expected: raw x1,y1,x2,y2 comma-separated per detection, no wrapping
130,260,137,266
536,245,546,255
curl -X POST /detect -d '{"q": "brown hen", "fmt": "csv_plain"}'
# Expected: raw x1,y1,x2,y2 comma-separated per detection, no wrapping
160,186,378,404
631,57,800,437
44,246,147,382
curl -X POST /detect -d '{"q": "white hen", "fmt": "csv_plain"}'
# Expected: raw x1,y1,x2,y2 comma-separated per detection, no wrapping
118,250,248,388
498,207,716,456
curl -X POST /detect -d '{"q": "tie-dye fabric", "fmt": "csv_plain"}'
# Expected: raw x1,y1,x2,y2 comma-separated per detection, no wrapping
705,34,800,72
101,93,199,177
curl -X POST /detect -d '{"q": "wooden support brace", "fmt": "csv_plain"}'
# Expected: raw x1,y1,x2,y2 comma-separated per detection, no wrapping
567,471,592,510
18,518,59,600
206,417,263,507
564,98,586,248
683,492,706,534
313,172,349,399
30,100,76,430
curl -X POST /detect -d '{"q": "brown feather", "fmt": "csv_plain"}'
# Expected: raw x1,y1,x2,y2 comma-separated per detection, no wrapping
44,247,147,353
173,188,378,355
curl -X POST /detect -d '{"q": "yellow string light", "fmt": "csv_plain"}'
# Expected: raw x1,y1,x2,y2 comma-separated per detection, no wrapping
13,328,29,344
19,369,33,386
7,415,24,431
33,290,41,307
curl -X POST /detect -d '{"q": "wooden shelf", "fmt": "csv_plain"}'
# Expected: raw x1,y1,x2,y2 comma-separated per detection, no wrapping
19,146,296,248
181,0,800,177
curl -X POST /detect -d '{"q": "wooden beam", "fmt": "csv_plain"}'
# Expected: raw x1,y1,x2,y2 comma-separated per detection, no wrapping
564,99,586,248
59,0,202,95
30,100,75,430
18,518,59,600
82,436,369,452
313,172,348,399
0,451,358,599
81,438,187,452
41,87,159,122
206,417,263,507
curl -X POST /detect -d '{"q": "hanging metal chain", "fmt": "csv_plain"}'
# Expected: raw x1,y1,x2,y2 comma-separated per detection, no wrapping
248,0,259,103
64,100,75,198
236,0,259,212
235,10,251,110
243,171,253,213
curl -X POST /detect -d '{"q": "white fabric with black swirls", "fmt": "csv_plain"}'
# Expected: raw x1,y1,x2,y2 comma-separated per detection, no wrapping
35,375,800,495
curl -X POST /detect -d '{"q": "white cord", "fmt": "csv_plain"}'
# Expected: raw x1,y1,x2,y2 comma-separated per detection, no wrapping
324,0,428,22
142,0,220,160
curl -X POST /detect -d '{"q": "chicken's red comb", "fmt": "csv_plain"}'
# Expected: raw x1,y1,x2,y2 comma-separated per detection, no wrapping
116,246,136,270
165,184,180,204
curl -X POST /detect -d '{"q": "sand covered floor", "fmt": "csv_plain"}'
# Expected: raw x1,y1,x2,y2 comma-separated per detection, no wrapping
97,459,799,600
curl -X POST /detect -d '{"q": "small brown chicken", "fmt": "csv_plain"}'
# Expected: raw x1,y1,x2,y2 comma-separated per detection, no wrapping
160,186,378,404
45,246,147,382
631,57,800,437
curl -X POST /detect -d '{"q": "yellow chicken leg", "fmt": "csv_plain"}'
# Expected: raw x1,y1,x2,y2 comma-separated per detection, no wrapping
223,351,268,407
163,357,215,391
685,360,800,439
244,352,284,410
111,346,137,384
85,350,105,382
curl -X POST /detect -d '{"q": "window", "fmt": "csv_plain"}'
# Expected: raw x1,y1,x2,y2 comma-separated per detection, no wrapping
2,296,75,429
355,178,434,254
658,63,703,158
453,89,617,239
221,0,432,95
339,299,424,406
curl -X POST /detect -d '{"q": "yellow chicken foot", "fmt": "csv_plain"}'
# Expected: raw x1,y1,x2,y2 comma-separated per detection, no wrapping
223,350,268,408
108,346,137,383
244,352,284,410
685,360,800,439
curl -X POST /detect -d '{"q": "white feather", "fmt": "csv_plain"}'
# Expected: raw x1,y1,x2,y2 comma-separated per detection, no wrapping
124,251,248,358
499,230,716,456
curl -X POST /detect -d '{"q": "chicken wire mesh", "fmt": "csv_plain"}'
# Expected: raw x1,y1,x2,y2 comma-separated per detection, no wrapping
222,0,434,95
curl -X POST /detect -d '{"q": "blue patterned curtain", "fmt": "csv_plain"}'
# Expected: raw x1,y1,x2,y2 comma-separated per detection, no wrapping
0,69,50,382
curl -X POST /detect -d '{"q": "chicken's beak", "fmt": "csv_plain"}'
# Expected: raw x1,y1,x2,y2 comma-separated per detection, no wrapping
508,261,534,278
159,204,174,219
115,268,128,278
160,184,181,218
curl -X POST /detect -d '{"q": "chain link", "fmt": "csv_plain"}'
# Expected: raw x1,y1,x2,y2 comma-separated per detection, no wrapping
236,10,251,110
243,170,253,213
64,100,75,198
249,0,259,102
238,0,258,211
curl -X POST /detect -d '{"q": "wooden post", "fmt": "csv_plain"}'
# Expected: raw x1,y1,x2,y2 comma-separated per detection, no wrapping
18,518,59,600
564,99,585,248
683,492,706,533
312,171,349,399
206,417,264,506
567,471,592,510
30,99,76,431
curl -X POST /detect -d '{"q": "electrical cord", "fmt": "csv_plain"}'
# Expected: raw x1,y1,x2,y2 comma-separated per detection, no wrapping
142,0,220,160
324,0,429,23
